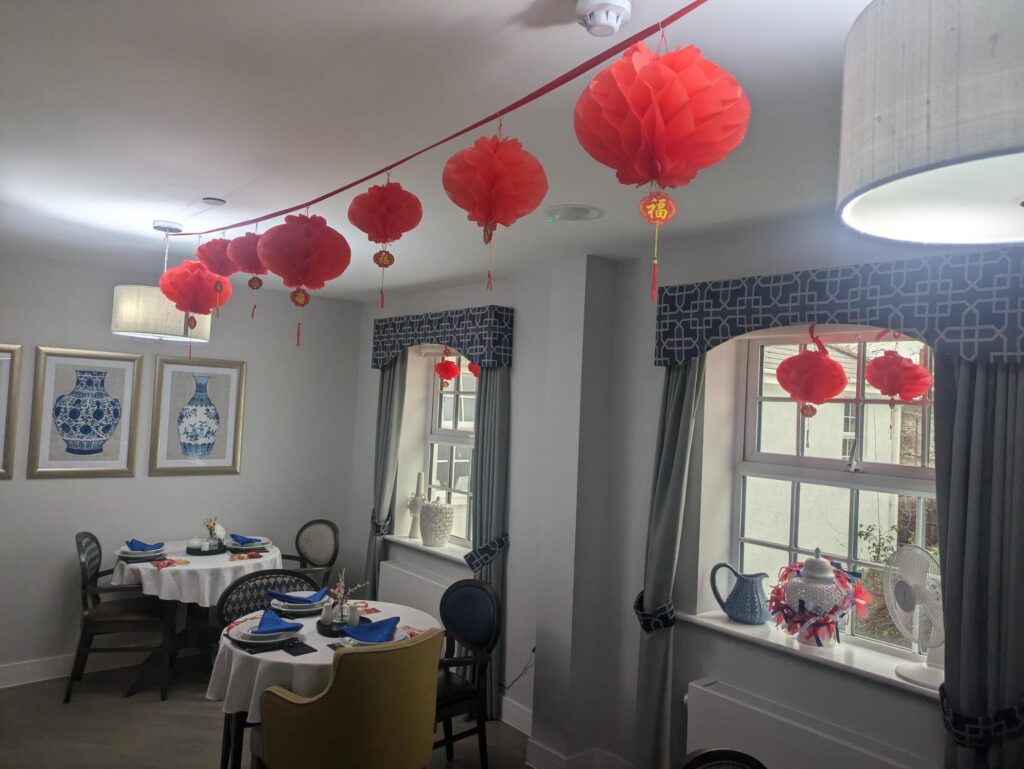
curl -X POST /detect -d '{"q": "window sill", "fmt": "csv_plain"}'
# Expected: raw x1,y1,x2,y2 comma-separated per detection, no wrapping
384,535,472,567
678,611,940,701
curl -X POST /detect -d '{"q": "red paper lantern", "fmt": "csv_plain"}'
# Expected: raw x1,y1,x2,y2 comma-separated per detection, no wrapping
575,42,750,300
865,350,932,408
435,359,460,388
159,261,233,358
468,362,481,378
442,134,548,289
196,238,239,277
348,181,423,308
775,327,849,417
226,232,266,318
258,214,351,346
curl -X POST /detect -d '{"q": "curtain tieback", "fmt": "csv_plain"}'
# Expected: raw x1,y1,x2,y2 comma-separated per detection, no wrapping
941,684,1024,748
464,534,509,573
369,509,391,537
633,590,676,633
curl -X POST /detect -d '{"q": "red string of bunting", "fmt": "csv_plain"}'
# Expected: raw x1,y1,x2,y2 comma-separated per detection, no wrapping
169,0,712,238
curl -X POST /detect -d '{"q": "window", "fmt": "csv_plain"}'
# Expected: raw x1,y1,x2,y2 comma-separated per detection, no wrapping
426,355,475,545
737,334,938,652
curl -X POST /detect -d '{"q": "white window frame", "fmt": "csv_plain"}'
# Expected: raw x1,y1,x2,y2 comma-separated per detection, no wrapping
732,332,937,657
424,355,475,547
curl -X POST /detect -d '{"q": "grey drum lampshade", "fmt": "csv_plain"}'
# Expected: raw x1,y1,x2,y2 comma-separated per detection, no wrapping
111,285,211,343
837,0,1024,244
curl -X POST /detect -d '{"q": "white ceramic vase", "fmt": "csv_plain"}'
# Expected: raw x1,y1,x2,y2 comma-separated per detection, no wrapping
419,499,454,547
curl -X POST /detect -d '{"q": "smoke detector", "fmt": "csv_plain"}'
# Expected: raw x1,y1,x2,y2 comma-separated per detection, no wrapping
576,0,631,37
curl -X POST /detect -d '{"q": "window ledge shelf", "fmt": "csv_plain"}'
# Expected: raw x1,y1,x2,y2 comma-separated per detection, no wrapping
678,611,940,701
384,535,472,567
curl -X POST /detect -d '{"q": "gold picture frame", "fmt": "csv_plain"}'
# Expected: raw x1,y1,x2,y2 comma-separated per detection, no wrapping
0,344,23,480
28,347,142,479
149,356,245,476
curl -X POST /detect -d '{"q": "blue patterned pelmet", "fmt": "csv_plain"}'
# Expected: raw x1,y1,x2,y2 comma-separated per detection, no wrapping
372,304,514,369
656,248,1024,366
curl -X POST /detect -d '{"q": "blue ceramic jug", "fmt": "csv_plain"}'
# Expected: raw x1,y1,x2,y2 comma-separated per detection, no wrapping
710,562,770,624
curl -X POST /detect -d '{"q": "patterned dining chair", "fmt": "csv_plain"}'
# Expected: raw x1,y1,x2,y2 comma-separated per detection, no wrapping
64,532,170,703
677,749,768,769
433,578,502,769
281,519,339,587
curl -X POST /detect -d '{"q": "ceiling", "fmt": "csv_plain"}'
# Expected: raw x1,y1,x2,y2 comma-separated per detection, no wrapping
0,0,871,300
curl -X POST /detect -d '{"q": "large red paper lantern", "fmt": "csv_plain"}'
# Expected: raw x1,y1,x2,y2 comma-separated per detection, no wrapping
258,214,351,345
865,350,932,408
226,232,266,318
435,358,460,388
775,326,848,417
574,42,750,300
442,134,548,289
196,238,239,277
348,181,423,307
159,261,233,357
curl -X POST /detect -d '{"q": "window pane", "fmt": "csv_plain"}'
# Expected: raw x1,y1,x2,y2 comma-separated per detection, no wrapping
450,491,471,541
458,395,476,431
740,543,790,589
438,394,456,430
796,483,850,557
430,443,452,488
452,445,472,492
923,497,938,552
760,345,799,397
742,477,791,545
926,406,935,468
461,370,477,393
864,340,927,399
856,491,916,563
757,400,797,455
802,402,856,460
862,404,924,466
850,563,912,649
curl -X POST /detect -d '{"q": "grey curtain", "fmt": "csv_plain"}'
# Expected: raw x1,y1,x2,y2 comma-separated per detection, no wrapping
468,365,511,719
634,356,706,769
934,354,1024,769
364,351,407,599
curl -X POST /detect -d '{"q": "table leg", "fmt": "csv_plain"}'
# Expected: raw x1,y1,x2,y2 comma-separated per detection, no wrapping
124,601,177,698
229,711,247,769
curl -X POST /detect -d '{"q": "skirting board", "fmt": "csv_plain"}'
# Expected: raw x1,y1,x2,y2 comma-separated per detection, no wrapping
502,695,533,735
526,737,633,769
0,650,148,690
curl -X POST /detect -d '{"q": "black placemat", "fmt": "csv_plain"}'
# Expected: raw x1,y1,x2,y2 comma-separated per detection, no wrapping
186,544,227,556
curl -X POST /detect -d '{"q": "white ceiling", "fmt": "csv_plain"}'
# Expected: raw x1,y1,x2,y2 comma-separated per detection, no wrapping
0,0,871,300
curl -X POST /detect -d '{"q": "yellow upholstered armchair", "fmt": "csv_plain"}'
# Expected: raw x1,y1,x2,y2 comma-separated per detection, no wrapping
254,627,444,769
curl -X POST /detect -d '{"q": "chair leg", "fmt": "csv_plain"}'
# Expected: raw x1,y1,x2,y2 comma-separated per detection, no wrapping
442,718,455,761
221,714,232,769
160,601,175,701
477,711,489,769
63,629,92,704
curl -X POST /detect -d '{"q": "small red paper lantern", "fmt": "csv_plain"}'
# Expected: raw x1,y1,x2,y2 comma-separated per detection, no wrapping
159,261,233,358
775,326,849,417
442,134,548,289
226,233,266,318
196,238,239,277
258,214,351,346
575,42,750,300
865,350,932,408
435,359,460,388
348,181,423,308
468,362,481,378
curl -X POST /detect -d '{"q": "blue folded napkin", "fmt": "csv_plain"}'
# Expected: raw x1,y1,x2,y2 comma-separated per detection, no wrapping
230,533,260,544
267,587,329,604
340,616,400,644
124,538,164,552
251,609,302,636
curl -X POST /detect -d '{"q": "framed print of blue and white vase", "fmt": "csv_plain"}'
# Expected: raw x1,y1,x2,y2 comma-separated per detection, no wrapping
0,344,24,481
150,357,245,476
28,347,142,479
177,375,220,457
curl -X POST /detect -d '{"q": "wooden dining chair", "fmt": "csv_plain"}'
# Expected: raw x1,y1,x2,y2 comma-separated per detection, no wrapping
676,749,769,769
280,519,339,587
253,628,444,769
433,578,502,769
64,531,171,703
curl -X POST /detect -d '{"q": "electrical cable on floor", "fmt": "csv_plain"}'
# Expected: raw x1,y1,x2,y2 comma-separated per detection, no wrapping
500,646,536,691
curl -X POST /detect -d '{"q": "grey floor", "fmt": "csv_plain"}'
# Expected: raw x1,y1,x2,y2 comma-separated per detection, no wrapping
0,660,528,769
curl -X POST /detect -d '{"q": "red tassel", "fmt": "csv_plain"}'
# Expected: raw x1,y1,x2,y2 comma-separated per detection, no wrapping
650,259,659,303
486,270,493,291
379,290,385,309
188,342,192,361
296,321,302,348
251,303,257,319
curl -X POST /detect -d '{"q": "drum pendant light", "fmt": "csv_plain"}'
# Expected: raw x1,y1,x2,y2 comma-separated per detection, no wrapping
837,0,1024,244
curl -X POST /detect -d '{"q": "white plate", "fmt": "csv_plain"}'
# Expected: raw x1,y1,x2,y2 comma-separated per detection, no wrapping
342,629,409,647
270,598,328,614
227,536,270,549
116,546,165,558
227,617,302,645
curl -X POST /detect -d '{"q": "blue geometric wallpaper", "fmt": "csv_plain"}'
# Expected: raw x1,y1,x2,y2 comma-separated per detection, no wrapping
656,248,1024,366
372,304,514,369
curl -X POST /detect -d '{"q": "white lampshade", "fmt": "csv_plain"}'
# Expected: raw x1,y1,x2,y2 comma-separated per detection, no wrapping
111,285,211,343
837,0,1024,244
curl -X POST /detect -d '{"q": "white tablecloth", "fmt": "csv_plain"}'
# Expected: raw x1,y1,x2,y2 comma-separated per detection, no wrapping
110,539,283,607
205,601,440,722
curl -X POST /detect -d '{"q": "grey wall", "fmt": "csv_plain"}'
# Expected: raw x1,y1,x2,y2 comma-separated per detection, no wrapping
0,251,361,678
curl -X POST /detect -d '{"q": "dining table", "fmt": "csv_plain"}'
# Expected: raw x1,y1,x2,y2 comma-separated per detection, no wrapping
206,600,441,769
